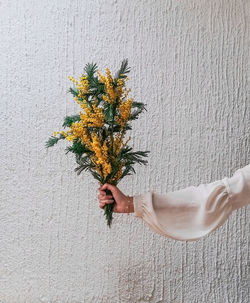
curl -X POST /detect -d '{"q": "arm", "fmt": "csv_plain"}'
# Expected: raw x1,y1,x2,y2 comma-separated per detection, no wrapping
98,164,250,241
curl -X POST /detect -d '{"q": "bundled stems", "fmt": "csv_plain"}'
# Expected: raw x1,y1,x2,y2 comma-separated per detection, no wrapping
104,104,116,227
103,188,116,227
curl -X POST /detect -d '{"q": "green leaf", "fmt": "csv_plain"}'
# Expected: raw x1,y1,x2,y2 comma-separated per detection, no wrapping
84,63,98,79
119,147,150,165
65,140,92,156
115,59,130,80
62,115,81,127
132,102,147,110
108,105,114,120
119,163,136,180
45,134,65,148
112,124,132,132
90,169,102,182
104,104,114,122
105,161,121,182
128,108,144,121
68,87,79,98
74,156,91,175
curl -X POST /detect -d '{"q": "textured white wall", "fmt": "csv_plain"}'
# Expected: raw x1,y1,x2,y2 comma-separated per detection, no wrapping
0,0,249,302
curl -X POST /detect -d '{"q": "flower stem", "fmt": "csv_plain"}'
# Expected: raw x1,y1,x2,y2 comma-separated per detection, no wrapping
103,188,116,227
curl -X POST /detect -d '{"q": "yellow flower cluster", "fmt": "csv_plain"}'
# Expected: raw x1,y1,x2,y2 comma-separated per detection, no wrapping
113,132,125,156
109,162,123,183
112,133,131,157
97,68,126,104
65,121,92,149
68,74,89,99
116,78,124,97
61,120,111,178
120,87,131,101
78,75,89,98
91,133,112,178
105,68,116,101
116,98,133,128
79,100,104,128
54,130,71,138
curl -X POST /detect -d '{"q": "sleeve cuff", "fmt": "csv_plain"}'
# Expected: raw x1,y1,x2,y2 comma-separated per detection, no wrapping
133,191,152,218
222,164,250,210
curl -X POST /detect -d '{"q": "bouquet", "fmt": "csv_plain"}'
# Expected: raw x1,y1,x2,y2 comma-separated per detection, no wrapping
46,59,149,227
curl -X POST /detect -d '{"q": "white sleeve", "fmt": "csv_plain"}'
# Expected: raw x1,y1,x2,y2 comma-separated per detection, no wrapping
133,164,250,241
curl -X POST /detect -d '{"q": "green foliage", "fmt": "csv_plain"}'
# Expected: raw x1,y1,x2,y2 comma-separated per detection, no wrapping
75,156,92,175
103,103,115,122
89,168,102,182
112,123,132,132
103,199,115,227
120,163,136,180
128,102,147,121
45,134,65,148
132,101,147,110
74,154,102,182
84,62,105,99
66,140,92,156
68,87,79,98
63,115,81,127
128,108,145,121
115,59,130,80
119,146,150,166
84,62,98,80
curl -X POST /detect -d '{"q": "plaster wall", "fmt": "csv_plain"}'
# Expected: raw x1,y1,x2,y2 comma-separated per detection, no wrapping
0,0,249,302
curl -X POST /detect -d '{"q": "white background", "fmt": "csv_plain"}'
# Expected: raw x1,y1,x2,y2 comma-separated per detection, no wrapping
1,0,249,302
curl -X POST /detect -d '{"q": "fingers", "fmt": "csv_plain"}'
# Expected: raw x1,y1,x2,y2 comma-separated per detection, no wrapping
98,194,113,200
99,183,116,194
100,198,114,204
98,188,113,198
100,201,106,209
98,183,116,210
99,199,114,209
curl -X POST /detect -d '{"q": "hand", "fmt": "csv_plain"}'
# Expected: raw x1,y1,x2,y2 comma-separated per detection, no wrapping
98,183,134,213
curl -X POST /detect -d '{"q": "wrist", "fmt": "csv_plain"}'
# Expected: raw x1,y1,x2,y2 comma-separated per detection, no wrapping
124,196,134,213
